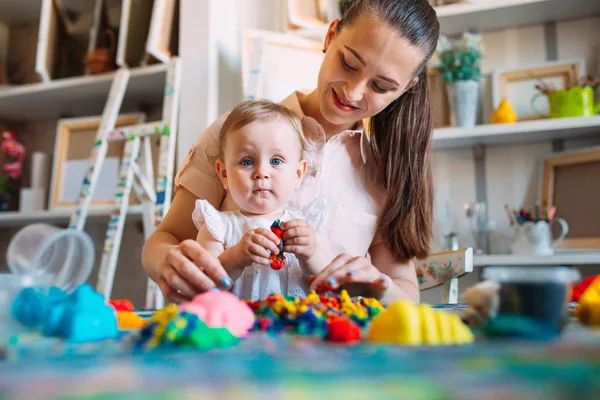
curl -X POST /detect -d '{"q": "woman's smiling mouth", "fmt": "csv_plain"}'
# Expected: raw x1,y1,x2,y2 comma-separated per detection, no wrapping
332,88,360,111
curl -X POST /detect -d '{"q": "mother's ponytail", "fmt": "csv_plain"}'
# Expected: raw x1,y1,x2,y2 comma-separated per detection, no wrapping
370,70,433,262
340,0,439,262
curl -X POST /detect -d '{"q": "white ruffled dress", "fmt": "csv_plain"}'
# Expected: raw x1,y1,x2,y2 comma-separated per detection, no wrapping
192,199,327,301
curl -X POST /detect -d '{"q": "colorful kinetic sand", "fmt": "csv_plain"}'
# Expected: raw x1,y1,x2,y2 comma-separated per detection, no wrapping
141,289,474,348
245,289,384,341
136,289,385,348
9,283,474,350
135,292,255,350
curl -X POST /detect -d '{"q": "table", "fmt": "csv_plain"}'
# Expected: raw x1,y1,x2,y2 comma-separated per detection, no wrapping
1,305,599,400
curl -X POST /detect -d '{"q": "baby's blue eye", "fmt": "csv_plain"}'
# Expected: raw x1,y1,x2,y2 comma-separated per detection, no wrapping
271,158,283,166
241,159,253,166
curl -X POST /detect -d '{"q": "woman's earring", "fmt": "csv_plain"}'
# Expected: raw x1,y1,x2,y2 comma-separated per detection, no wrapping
322,48,326,54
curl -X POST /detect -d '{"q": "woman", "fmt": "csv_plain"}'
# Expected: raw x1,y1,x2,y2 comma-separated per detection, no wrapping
142,0,440,305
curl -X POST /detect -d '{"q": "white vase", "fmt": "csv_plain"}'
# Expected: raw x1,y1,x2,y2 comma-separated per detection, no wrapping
446,80,480,127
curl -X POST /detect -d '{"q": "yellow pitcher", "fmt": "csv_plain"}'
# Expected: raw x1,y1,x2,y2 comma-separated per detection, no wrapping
532,86,600,118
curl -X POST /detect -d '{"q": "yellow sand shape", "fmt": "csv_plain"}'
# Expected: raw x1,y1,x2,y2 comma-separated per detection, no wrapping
367,301,474,346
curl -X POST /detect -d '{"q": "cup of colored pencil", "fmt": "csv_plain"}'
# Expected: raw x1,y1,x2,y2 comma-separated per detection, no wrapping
504,203,556,226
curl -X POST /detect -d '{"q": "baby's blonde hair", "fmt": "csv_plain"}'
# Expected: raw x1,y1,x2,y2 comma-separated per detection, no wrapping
217,99,307,160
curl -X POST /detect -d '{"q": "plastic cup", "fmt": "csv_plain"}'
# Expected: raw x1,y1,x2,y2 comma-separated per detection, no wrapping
482,266,580,334
6,223,95,294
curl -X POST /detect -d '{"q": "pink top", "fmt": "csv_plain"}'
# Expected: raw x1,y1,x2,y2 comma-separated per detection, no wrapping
175,91,386,260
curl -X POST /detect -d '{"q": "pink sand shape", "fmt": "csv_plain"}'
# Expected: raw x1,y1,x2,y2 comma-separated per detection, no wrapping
180,291,255,337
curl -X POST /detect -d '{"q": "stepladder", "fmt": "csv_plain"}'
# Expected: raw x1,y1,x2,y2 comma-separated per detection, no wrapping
69,57,182,310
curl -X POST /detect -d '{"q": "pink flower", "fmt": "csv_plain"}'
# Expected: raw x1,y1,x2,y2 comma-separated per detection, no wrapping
2,131,15,141
4,161,22,179
2,141,25,159
1,131,27,179
1,131,26,160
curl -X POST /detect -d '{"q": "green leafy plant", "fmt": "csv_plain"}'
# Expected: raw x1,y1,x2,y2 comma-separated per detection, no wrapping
0,174,18,198
435,32,483,84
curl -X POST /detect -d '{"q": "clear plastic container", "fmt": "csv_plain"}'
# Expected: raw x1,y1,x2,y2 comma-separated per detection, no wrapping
482,266,581,284
482,266,580,333
0,273,43,344
6,223,95,294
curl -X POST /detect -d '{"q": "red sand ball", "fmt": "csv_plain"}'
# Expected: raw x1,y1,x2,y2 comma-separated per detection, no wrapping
326,317,361,343
109,299,134,312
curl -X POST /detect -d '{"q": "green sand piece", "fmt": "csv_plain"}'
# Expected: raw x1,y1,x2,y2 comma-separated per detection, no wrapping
482,314,558,341
163,312,239,350
186,325,239,350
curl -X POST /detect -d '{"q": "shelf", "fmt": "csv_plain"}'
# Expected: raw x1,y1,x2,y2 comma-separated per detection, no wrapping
0,0,42,25
435,0,549,17
432,116,600,149
0,64,168,122
292,0,600,40
0,205,144,228
474,252,600,267
0,0,97,25
438,0,600,36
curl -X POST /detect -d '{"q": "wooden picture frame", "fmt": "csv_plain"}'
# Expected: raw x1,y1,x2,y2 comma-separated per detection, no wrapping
541,147,600,250
0,58,8,85
146,0,179,64
491,59,584,121
242,29,323,102
287,0,326,30
49,113,147,210
428,68,454,128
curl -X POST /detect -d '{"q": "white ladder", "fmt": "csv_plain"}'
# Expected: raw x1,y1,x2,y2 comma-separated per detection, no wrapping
69,58,182,309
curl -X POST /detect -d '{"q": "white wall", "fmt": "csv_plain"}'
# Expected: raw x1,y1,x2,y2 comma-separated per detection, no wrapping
178,0,287,165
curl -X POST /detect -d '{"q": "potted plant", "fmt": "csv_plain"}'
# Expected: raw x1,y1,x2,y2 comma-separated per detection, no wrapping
0,130,26,211
435,32,483,127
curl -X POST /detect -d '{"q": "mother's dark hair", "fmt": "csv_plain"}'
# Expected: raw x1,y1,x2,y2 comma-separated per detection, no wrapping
338,0,440,262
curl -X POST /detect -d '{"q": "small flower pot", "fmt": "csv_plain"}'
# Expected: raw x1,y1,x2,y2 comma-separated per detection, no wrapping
446,80,480,128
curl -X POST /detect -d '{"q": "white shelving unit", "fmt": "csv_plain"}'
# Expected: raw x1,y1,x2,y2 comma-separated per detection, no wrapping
0,64,168,121
0,205,144,229
0,2,169,233
292,0,600,39
438,0,600,36
474,252,600,267
435,0,549,17
432,116,600,150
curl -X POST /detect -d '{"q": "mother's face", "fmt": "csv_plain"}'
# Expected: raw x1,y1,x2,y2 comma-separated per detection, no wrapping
317,15,425,127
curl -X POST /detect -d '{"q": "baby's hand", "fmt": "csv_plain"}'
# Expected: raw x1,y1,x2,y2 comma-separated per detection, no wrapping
281,219,316,261
233,228,281,266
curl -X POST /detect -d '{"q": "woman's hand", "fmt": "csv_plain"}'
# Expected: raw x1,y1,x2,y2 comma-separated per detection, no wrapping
281,219,316,261
157,240,233,303
231,228,281,266
307,254,390,298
